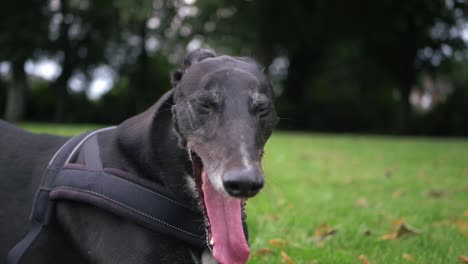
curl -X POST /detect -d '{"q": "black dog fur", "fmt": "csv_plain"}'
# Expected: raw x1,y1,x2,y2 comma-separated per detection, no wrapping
0,49,277,264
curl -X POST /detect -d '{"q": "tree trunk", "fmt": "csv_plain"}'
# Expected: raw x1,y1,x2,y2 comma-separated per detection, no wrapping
53,56,73,122
54,0,72,122
4,59,28,122
394,17,418,134
280,50,314,129
394,47,417,134
130,20,150,114
53,69,71,122
394,73,414,134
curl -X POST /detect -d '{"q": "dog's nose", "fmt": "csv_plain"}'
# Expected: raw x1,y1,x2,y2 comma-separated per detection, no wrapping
223,169,264,198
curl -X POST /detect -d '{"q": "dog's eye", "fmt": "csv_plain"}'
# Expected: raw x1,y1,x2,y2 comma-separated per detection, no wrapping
256,104,271,118
196,99,215,113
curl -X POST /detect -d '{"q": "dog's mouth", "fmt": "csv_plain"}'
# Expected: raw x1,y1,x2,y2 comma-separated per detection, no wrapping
191,151,250,264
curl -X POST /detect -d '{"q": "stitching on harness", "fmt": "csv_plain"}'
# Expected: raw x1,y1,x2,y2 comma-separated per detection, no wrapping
53,186,204,240
102,172,193,210
61,168,193,211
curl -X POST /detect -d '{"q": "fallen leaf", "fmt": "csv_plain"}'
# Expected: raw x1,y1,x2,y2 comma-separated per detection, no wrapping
317,224,337,237
433,217,468,236
391,218,406,228
380,222,421,240
356,198,369,208
269,238,286,248
460,256,468,263
395,223,421,239
402,253,415,262
427,189,447,198
456,220,468,236
464,211,468,217
379,233,396,240
315,224,329,237
384,170,393,178
312,224,337,244
268,214,279,221
326,229,337,236
256,247,274,256
280,251,294,264
457,221,468,229
359,254,370,264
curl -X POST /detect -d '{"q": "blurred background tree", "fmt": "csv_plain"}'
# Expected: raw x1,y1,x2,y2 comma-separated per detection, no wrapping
1,0,467,135
0,0,48,122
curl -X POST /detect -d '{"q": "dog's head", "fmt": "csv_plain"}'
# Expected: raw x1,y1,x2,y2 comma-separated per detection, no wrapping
171,49,278,263
172,49,278,198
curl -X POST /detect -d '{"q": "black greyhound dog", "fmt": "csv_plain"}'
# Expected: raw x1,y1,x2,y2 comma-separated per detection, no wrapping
0,49,278,264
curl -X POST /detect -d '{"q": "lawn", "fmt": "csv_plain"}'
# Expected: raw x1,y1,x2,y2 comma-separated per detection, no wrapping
22,123,468,264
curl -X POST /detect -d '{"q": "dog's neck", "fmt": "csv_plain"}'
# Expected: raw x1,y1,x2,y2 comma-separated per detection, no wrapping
54,90,202,263
115,90,195,205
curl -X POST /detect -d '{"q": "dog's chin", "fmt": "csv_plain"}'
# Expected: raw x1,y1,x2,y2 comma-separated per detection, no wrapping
190,151,250,264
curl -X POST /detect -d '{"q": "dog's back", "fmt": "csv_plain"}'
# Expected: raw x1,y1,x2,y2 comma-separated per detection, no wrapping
0,121,68,258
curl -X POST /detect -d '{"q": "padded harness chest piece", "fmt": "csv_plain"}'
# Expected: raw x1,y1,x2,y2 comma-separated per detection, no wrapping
7,127,208,264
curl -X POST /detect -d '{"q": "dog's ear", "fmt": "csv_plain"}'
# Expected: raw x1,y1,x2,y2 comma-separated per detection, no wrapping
171,69,184,87
171,49,216,87
184,49,216,68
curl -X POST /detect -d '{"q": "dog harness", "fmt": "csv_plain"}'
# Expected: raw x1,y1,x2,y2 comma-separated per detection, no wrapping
7,127,211,264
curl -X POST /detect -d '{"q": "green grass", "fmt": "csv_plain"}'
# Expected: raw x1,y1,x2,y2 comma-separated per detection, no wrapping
21,123,103,136
22,123,468,264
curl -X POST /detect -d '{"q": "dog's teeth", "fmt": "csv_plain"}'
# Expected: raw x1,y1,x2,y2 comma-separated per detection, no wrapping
209,235,215,246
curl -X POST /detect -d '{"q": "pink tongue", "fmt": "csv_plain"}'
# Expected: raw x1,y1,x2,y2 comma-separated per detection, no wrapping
202,170,250,264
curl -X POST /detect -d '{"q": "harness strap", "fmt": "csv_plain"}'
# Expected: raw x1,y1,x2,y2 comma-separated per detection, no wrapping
7,128,110,264
49,166,206,245
83,135,103,171
7,127,208,263
6,221,43,264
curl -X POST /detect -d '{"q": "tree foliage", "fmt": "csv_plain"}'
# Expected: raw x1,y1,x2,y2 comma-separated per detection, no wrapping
1,0,467,135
